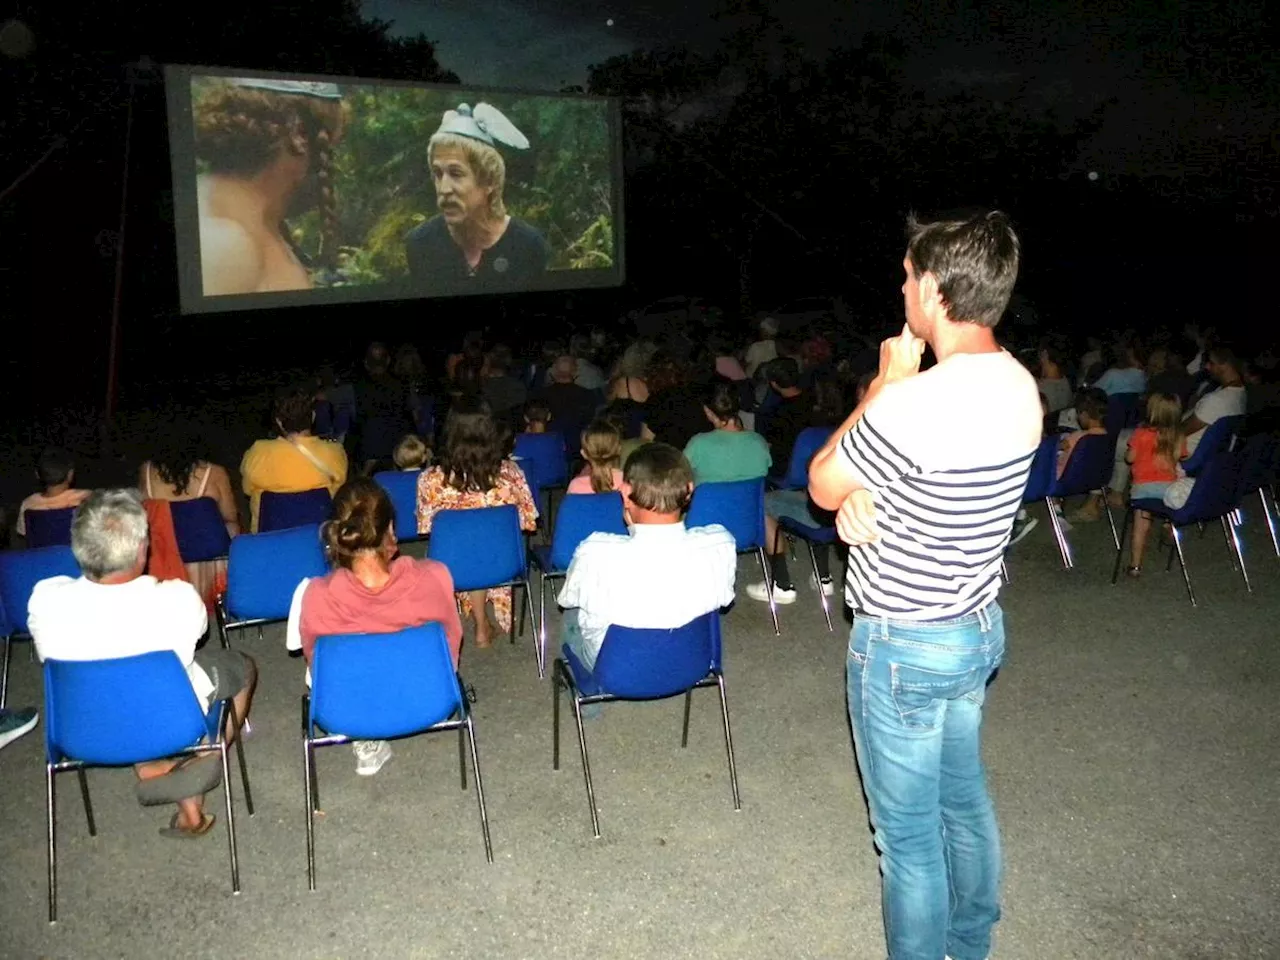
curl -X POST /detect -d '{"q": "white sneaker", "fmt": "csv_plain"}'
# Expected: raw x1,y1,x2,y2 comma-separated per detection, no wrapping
1007,515,1038,546
811,573,836,597
353,740,392,776
745,580,797,605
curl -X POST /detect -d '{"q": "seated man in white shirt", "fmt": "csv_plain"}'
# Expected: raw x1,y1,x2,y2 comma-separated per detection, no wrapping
1183,345,1247,455
28,489,257,839
557,443,737,673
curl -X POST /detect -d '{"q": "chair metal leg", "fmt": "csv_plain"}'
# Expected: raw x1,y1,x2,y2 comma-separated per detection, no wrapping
999,559,1010,584
1044,498,1073,569
218,742,241,896
717,675,742,811
302,698,320,813
681,689,693,747
524,577,542,677
1101,490,1120,551
463,717,494,862
805,541,834,632
0,637,11,710
552,662,562,770
509,585,517,645
457,721,468,790
1221,516,1240,571
756,546,780,636
46,764,57,924
1111,508,1133,584
76,768,96,836
570,693,601,838
1260,488,1280,557
226,700,254,816
1170,526,1196,606
303,739,318,890
1229,518,1252,594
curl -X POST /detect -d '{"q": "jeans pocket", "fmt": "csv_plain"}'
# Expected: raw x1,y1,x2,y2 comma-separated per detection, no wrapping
890,662,978,730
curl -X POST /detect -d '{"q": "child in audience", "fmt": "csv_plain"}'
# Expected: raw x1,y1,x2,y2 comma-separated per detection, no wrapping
393,434,430,471
522,399,552,435
1123,392,1187,577
567,420,624,494
1060,387,1110,521
17,447,90,538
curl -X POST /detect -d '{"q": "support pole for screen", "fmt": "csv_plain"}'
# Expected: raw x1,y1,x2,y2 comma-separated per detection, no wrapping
101,78,135,450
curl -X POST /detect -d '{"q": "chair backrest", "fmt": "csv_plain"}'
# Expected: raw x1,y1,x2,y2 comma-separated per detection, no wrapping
24,507,76,549
593,612,721,699
0,545,81,637
1105,392,1144,434
427,505,526,591
412,396,436,439
44,652,208,765
1175,449,1245,524
685,478,766,551
1181,415,1244,476
1234,433,1276,497
550,492,628,570
310,622,463,739
513,432,569,488
1050,433,1113,497
259,488,333,533
1021,434,1061,503
225,523,329,621
778,427,832,490
374,470,424,541
170,497,232,563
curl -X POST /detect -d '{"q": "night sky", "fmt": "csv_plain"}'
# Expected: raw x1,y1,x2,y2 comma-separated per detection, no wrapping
362,0,1277,184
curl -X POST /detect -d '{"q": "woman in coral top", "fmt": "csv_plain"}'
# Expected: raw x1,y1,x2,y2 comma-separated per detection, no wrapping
286,478,462,776
1123,392,1188,577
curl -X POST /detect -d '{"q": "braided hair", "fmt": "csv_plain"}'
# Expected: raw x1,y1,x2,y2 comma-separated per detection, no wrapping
193,83,346,268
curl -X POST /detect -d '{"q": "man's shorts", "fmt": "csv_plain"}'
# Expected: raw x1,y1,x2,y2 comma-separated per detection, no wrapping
193,649,250,700
764,489,826,530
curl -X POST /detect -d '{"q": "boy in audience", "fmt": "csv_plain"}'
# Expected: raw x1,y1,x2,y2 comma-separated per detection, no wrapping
557,443,737,673
1061,387,1109,522
522,398,553,435
393,434,430,471
17,447,90,538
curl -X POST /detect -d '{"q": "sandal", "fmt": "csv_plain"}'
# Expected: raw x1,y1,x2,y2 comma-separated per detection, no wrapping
159,811,216,839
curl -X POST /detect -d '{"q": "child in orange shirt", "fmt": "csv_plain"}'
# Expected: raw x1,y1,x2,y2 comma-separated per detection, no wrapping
1123,392,1187,576
17,447,90,538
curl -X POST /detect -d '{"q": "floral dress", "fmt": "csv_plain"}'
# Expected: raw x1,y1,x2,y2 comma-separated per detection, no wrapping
415,459,539,630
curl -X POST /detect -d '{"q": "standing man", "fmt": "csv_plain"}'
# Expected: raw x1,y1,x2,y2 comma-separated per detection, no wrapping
809,211,1041,960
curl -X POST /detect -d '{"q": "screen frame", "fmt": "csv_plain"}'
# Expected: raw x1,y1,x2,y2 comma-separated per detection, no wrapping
164,63,626,315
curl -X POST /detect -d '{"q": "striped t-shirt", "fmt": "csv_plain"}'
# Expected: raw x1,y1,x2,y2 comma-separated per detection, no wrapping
838,350,1042,620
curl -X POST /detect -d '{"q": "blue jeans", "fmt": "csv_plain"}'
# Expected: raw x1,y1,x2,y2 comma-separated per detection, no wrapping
847,604,1006,960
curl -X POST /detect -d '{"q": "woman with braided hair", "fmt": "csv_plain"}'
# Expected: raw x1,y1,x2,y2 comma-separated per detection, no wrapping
405,102,551,289
193,77,347,295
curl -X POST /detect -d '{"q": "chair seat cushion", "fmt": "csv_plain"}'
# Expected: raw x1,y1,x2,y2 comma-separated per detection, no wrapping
561,643,603,697
778,516,839,544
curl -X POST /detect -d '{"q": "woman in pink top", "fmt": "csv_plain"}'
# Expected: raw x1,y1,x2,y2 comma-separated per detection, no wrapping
567,419,624,495
296,478,462,776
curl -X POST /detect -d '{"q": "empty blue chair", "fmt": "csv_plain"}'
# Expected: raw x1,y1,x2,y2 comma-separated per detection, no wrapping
171,497,232,563
1180,415,1243,477
771,426,832,490
24,508,76,548
1112,449,1247,606
217,524,328,648
529,493,628,671
374,470,425,542
258,488,333,533
427,506,538,669
1233,434,1280,556
1104,392,1143,435
686,478,778,634
1049,433,1120,566
0,545,80,708
776,518,840,632
43,651,253,922
552,612,740,838
303,623,492,889
514,432,569,522
1013,434,1073,567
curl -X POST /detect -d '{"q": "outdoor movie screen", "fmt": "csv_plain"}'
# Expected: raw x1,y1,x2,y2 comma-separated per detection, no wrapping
164,65,624,314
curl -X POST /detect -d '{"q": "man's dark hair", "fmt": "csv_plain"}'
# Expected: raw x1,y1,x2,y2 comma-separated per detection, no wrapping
906,210,1020,328
273,384,317,434
623,442,694,515
36,447,75,488
1075,387,1109,424
764,356,801,390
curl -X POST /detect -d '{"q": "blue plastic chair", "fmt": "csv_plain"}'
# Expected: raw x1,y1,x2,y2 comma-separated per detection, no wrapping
0,545,80,709
1012,433,1075,568
171,497,232,563
770,426,832,490
427,506,538,669
529,493,628,669
24,508,76,549
1048,433,1120,566
776,517,840,632
1104,392,1144,435
1112,449,1248,606
373,470,425,543
259,488,333,533
513,432,569,522
551,612,740,838
217,524,328,648
303,623,492,889
43,651,253,922
1180,415,1243,477
1233,434,1280,556
686,478,778,634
